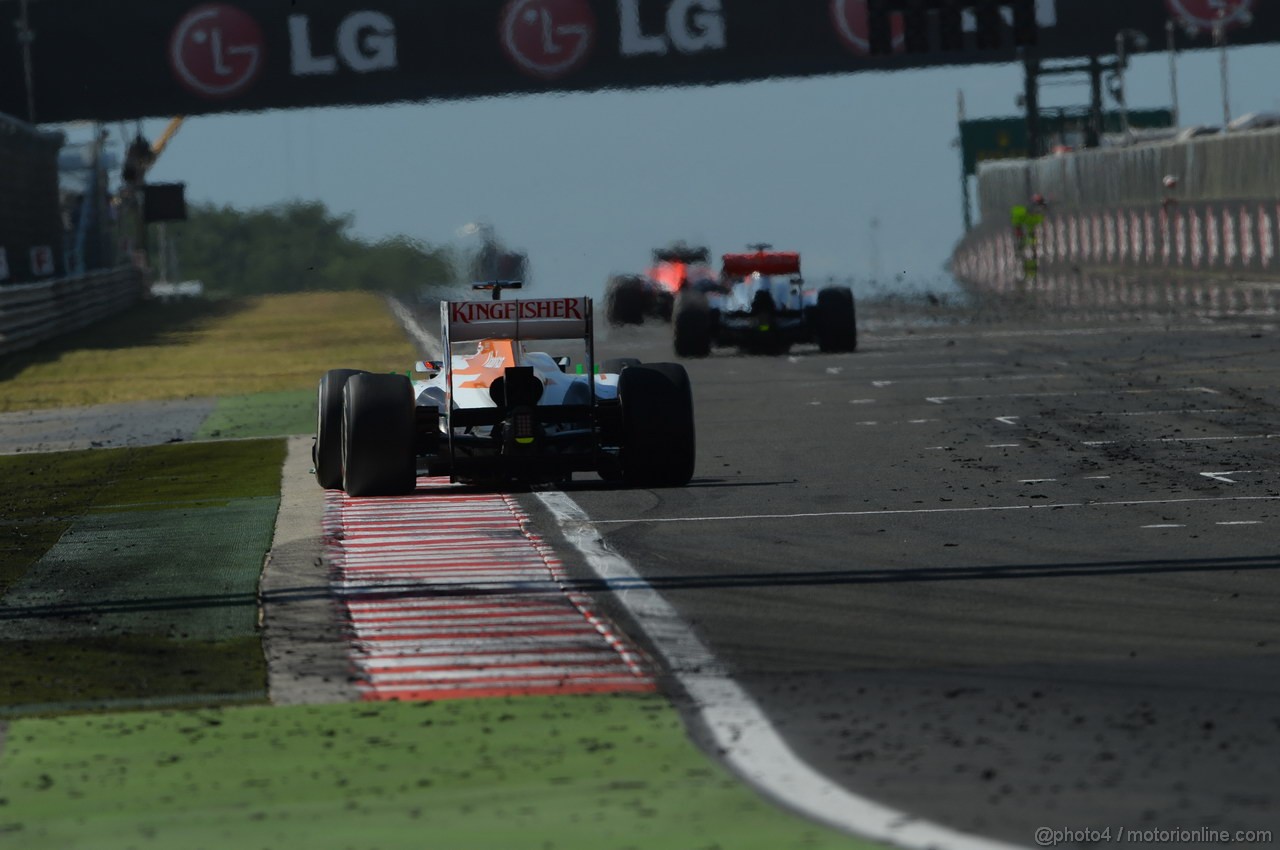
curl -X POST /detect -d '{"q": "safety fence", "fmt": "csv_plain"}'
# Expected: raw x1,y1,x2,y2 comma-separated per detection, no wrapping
952,198,1280,293
976,128,1280,220
0,267,144,356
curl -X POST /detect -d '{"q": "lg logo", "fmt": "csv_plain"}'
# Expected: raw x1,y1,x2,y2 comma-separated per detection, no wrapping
170,4,399,100
290,11,398,76
501,0,727,81
169,4,264,99
619,0,726,57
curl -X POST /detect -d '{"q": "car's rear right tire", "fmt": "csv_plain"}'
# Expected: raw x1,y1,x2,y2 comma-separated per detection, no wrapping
618,363,696,487
315,368,365,489
342,373,417,497
816,286,858,353
673,291,712,358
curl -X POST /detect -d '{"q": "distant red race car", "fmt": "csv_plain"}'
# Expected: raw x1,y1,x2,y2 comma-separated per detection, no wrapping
605,244,718,326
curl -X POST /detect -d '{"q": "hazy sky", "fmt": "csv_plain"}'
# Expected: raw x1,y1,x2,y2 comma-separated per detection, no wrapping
100,41,1280,298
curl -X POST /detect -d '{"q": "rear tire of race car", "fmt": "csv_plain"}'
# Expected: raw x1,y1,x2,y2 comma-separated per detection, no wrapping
315,368,366,490
606,276,647,326
341,373,417,498
816,286,858,353
602,357,642,374
655,291,674,322
618,363,696,487
673,291,712,358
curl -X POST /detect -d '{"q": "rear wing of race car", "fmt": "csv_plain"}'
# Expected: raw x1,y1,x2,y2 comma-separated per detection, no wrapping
721,251,802,278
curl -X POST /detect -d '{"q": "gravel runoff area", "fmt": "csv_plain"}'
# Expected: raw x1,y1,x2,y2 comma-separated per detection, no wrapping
0,399,217,454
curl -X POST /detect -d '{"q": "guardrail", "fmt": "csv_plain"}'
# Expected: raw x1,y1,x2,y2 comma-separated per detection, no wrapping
977,128,1280,220
0,268,145,356
951,198,1280,293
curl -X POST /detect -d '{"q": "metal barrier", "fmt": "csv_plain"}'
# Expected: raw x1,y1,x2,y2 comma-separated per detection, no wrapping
0,267,144,356
977,128,1280,220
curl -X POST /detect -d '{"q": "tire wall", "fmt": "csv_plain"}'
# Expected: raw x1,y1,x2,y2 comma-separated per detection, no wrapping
953,128,1280,292
0,113,64,283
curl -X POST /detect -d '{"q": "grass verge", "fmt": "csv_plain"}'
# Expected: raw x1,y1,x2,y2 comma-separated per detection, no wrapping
0,291,417,412
0,693,870,850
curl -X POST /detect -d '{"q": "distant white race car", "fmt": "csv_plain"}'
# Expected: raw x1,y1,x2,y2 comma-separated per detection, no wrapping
314,282,696,496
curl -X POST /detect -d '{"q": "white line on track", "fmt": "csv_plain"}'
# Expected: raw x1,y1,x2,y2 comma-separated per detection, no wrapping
1085,435,1277,446
535,490,1021,850
1201,471,1253,484
582,495,1280,526
1217,521,1263,526
1143,524,1186,529
926,387,1219,404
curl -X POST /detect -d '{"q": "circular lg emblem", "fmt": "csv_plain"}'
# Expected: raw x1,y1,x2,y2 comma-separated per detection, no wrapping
170,4,265,99
831,0,905,56
501,0,596,80
1166,0,1255,35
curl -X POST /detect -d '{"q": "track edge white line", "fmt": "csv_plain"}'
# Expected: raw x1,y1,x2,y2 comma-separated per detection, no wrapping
534,489,1026,850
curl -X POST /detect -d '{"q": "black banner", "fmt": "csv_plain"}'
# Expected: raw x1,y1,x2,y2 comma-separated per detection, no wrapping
2,1,1277,123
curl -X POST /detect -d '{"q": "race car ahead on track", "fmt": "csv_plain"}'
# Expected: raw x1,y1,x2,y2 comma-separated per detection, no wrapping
604,243,718,326
314,282,697,497
671,246,857,357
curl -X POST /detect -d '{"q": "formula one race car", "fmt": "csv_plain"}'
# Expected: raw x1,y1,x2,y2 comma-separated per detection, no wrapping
314,282,696,497
604,243,718,326
672,246,857,357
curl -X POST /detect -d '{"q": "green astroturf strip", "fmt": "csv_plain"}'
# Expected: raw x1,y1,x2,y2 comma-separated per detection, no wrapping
0,694,874,850
0,440,285,712
1,498,278,642
195,390,317,441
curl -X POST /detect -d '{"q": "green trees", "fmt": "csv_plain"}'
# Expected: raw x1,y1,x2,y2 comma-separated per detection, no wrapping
167,201,455,297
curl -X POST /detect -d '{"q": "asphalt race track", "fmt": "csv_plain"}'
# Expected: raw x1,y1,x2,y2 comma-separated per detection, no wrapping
524,291,1280,848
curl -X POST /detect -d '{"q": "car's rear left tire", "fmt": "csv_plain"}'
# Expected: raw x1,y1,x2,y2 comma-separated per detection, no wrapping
342,373,417,497
606,276,647,326
315,368,366,489
618,363,696,487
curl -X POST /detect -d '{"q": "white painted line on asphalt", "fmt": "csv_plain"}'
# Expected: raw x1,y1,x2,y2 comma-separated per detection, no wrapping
1086,435,1275,447
1095,408,1237,417
927,387,1219,404
850,399,877,405
1083,475,1112,480
826,367,843,375
857,419,939,427
987,443,1021,448
995,416,1021,425
536,490,1022,850
1143,524,1186,529
1019,479,1057,484
1217,521,1262,526
1201,471,1252,484
586,495,1280,526
925,446,951,451
872,380,895,387
387,296,439,353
